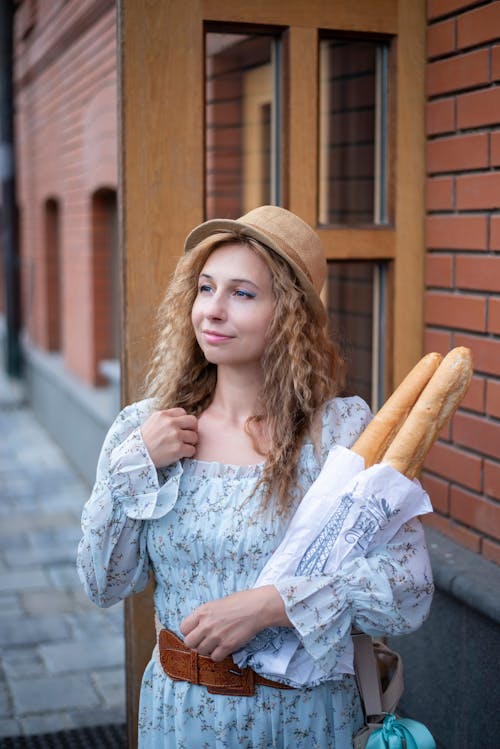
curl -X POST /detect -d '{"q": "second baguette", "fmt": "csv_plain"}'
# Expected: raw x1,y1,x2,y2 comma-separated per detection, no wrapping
381,347,473,479
351,351,443,468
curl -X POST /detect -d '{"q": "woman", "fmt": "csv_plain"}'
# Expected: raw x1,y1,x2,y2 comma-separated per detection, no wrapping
77,205,433,748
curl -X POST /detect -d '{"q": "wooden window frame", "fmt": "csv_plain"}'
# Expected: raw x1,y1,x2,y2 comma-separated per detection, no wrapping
118,2,425,744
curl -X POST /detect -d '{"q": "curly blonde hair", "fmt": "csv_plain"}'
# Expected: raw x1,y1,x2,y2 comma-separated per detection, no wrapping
144,231,345,515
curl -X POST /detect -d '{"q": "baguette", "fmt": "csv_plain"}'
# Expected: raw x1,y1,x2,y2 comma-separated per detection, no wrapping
351,352,443,468
381,347,473,479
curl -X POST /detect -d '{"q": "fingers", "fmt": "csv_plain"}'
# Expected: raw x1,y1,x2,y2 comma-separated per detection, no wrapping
140,408,199,466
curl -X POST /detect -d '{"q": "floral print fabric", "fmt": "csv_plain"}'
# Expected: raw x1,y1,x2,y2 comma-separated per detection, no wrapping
77,396,434,748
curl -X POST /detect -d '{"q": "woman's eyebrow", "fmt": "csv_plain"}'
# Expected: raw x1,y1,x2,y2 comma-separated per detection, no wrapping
199,272,259,289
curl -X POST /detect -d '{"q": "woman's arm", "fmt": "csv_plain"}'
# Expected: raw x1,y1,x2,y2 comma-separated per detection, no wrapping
275,517,433,674
77,402,190,607
180,585,291,662
180,517,433,666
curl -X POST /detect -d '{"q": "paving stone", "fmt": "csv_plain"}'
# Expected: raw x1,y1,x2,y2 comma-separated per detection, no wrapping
4,545,78,569
28,527,82,548
0,534,29,551
0,396,127,734
67,611,120,640
20,712,74,736
92,668,125,709
11,673,100,715
0,615,70,647
0,570,50,594
47,564,82,590
0,684,12,718
0,593,23,616
21,590,78,616
68,705,126,730
0,511,79,535
2,649,46,679
0,718,21,738
40,636,124,674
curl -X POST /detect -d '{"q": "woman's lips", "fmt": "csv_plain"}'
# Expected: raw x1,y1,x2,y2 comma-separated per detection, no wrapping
202,330,233,344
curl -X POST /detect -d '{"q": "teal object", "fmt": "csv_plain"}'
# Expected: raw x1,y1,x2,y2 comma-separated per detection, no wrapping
365,714,436,749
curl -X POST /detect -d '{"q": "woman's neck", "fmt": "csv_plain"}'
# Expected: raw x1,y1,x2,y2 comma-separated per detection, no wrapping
209,365,263,426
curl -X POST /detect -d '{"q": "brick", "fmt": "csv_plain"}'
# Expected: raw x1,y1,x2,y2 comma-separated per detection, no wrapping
426,214,487,249
426,177,454,210
422,513,481,552
424,439,482,490
427,132,488,173
425,252,454,287
460,374,485,412
493,45,500,82
457,88,500,129
426,98,455,135
486,378,500,419
428,290,485,331
456,255,500,293
456,172,500,210
428,0,487,21
427,49,489,96
484,459,500,499
491,131,500,166
490,215,500,250
457,3,500,49
482,538,500,565
425,290,486,331
424,328,453,354
428,18,456,58
450,485,500,539
454,411,500,459
421,471,450,513
456,332,500,375
488,297,500,334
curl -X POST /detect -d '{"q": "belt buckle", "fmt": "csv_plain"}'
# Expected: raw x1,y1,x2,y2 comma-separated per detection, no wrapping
207,665,255,697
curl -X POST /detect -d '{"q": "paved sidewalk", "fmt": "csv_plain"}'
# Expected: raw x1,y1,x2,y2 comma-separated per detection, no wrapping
0,372,125,738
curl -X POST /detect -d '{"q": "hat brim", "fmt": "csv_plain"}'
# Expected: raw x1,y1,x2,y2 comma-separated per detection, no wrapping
184,218,326,321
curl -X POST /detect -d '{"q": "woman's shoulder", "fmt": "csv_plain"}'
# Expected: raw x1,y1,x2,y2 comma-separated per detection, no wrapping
320,395,372,449
104,398,156,443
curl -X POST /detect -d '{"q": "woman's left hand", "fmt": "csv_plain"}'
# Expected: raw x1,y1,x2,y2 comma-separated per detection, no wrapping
179,585,291,662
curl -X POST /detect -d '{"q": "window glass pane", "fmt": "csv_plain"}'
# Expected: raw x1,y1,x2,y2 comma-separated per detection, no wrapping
206,32,280,219
328,260,386,409
319,38,389,226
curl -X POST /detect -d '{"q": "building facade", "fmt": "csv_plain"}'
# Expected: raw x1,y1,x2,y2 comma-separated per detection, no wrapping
0,1,499,746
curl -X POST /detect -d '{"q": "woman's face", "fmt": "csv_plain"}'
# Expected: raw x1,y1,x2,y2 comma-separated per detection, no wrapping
191,242,275,371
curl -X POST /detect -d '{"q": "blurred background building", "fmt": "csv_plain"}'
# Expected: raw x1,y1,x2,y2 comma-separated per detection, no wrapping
0,1,499,747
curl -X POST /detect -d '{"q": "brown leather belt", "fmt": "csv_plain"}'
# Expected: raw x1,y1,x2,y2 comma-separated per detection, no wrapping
157,628,294,697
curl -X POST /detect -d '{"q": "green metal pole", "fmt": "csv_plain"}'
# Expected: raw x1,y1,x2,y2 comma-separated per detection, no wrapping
0,0,22,377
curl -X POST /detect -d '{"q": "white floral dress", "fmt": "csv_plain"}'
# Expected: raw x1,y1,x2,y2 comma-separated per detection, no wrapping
77,396,434,749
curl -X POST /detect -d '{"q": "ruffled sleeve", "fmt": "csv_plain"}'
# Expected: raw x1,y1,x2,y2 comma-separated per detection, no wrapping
275,518,434,677
76,400,183,607
318,395,372,462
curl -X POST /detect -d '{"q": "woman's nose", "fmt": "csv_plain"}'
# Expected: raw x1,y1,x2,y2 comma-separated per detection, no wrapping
205,293,227,320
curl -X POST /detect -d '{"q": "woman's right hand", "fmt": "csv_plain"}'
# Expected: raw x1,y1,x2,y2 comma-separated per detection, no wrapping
140,408,198,467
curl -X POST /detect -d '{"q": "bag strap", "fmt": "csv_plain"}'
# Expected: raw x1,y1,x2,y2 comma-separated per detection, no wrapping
352,633,404,717
352,632,384,716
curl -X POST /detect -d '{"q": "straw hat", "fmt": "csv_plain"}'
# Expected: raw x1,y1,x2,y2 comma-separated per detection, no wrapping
184,205,326,320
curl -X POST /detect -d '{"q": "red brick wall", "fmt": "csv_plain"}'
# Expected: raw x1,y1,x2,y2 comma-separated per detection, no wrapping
15,0,117,385
423,0,500,563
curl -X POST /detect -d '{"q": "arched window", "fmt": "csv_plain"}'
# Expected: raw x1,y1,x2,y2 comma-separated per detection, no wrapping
44,197,62,350
91,188,119,381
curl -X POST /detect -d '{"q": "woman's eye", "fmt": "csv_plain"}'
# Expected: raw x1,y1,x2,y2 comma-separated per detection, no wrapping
234,289,255,299
199,284,212,294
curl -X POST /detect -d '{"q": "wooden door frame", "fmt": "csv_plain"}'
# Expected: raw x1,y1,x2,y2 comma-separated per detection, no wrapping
118,1,425,744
